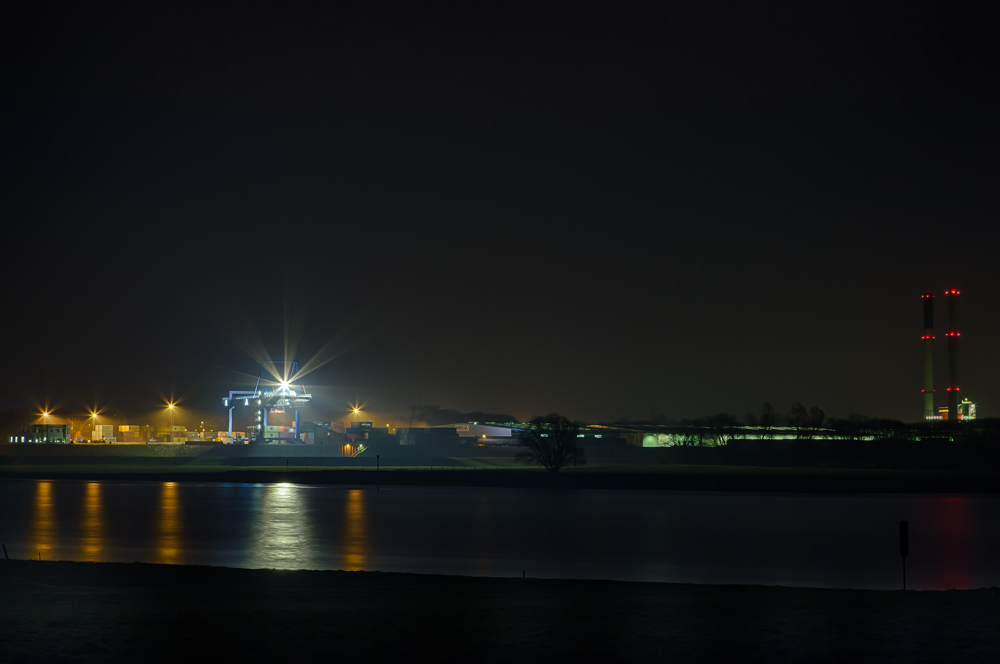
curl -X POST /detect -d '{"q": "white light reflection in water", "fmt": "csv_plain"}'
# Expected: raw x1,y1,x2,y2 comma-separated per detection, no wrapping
247,483,315,569
158,482,182,564
30,481,55,561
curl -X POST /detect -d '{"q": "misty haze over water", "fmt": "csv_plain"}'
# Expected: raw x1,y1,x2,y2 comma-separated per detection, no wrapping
1,480,996,590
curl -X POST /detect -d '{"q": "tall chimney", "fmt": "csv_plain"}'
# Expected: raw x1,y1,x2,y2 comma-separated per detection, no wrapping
945,289,960,421
921,294,934,419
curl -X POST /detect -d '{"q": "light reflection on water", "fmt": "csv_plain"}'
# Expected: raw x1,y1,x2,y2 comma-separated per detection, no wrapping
158,482,181,564
30,481,54,561
4,479,1000,590
247,483,313,569
922,495,970,590
341,489,368,570
80,482,103,561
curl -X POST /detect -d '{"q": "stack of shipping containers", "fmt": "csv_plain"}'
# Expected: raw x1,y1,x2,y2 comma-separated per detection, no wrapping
264,425,296,443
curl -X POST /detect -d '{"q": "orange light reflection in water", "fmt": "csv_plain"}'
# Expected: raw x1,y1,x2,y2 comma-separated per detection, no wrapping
341,489,368,570
31,481,55,561
79,482,104,561
158,482,181,564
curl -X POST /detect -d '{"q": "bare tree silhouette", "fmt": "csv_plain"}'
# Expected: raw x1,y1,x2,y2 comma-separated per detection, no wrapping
747,402,779,441
516,413,585,473
789,403,825,440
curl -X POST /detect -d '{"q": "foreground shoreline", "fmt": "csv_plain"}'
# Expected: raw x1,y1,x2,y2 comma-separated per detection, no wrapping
2,560,997,663
1,465,999,493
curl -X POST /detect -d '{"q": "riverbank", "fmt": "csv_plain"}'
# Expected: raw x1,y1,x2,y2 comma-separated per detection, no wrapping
1,560,995,663
1,462,999,493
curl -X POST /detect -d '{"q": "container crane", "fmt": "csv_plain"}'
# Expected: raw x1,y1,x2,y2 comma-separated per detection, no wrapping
222,361,312,442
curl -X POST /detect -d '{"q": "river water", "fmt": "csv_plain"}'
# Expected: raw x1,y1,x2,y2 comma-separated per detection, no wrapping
0,479,996,590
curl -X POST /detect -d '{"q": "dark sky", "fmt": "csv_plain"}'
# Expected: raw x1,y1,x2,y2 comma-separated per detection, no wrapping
5,1,998,426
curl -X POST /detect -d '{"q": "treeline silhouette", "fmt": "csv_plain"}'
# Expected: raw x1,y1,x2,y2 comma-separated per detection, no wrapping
611,402,1000,470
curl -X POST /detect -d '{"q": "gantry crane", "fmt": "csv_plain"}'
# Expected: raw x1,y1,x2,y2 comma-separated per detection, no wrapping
222,361,312,442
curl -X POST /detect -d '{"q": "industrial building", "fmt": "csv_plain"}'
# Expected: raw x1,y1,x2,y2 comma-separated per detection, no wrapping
9,424,71,443
431,422,518,445
935,399,977,422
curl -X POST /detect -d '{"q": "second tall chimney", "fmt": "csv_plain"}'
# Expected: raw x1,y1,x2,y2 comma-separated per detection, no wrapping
945,289,961,421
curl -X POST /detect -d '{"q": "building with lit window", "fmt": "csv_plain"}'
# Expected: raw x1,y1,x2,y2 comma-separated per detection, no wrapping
10,424,72,443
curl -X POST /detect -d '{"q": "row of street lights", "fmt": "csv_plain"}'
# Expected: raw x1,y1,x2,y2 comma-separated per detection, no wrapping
39,400,382,434
34,401,178,427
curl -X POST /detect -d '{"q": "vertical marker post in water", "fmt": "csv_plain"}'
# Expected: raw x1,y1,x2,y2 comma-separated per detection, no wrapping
899,520,909,590
377,454,380,491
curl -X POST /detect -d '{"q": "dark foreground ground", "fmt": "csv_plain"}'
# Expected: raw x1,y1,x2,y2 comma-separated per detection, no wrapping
1,561,997,664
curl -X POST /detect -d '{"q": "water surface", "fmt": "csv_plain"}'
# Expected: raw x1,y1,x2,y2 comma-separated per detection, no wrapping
1,479,996,589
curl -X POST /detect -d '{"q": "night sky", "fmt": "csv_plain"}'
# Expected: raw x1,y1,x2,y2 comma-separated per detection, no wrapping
6,1,998,426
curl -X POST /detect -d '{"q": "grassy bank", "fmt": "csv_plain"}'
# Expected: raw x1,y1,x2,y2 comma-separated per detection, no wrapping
1,560,996,663
1,460,998,492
